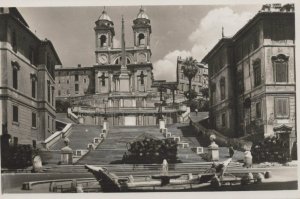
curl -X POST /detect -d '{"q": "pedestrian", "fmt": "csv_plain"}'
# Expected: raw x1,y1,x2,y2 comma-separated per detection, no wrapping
195,108,198,116
229,145,234,158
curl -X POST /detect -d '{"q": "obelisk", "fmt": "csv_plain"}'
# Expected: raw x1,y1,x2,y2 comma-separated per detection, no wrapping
119,16,130,92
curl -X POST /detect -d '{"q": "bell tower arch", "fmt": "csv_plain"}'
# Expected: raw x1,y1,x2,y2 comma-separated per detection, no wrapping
132,7,151,48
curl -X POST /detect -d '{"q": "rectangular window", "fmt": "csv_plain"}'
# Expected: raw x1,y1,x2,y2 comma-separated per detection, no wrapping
47,81,50,103
256,102,261,118
13,68,18,89
29,47,34,64
13,105,18,122
58,90,61,96
221,113,226,127
52,119,55,132
48,116,50,129
32,80,36,98
32,140,36,149
84,78,86,83
275,98,289,118
12,31,17,52
75,74,79,81
254,64,261,87
75,84,79,93
274,62,288,82
220,78,225,100
32,112,37,128
52,87,54,106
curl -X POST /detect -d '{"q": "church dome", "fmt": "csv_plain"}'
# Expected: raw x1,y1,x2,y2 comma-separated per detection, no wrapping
99,10,112,21
137,7,149,20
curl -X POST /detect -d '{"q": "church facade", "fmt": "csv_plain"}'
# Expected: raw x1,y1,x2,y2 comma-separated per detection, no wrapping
55,8,184,126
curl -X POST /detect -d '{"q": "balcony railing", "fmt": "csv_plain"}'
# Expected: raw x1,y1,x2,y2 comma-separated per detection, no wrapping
72,105,186,114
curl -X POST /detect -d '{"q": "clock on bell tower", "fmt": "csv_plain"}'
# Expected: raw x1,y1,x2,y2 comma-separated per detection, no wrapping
97,54,108,64
94,8,115,64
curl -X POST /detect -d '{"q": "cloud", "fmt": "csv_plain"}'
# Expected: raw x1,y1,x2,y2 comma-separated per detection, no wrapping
153,50,191,81
153,7,255,81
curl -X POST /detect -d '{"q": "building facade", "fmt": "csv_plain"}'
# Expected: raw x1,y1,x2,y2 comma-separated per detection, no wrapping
176,57,208,96
55,8,183,126
202,4,296,145
0,8,61,145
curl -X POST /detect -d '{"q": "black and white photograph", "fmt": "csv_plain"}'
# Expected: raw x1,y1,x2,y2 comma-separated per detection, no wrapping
0,0,299,198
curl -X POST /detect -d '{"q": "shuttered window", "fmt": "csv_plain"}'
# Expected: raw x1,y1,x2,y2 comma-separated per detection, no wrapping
275,98,289,118
253,59,261,87
274,62,288,82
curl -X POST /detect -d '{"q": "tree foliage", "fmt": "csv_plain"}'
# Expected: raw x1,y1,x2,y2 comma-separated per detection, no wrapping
1,143,35,169
182,57,198,102
123,138,179,164
251,136,291,163
201,87,209,99
56,100,71,113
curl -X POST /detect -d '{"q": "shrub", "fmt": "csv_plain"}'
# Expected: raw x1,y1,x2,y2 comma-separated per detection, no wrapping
123,138,179,164
1,144,35,169
251,136,291,163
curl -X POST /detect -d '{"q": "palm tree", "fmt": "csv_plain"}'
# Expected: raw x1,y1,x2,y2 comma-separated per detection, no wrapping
182,56,198,102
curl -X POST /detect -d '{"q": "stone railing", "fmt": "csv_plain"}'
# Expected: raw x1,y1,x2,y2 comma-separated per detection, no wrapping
67,108,79,123
191,120,252,151
72,106,181,114
180,106,190,122
42,123,73,149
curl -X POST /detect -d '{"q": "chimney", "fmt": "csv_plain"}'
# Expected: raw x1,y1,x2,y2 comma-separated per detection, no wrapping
78,64,81,68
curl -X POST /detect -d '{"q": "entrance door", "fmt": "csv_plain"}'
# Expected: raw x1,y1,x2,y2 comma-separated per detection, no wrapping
124,116,136,126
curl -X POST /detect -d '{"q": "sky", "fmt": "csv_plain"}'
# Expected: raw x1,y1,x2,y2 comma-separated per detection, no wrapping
18,4,262,81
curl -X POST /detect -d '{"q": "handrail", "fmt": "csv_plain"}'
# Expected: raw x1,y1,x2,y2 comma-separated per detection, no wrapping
67,108,79,123
42,123,73,149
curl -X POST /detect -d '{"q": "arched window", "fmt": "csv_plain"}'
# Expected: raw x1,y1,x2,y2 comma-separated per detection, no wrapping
138,33,145,46
114,57,131,64
100,35,107,47
272,54,289,83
